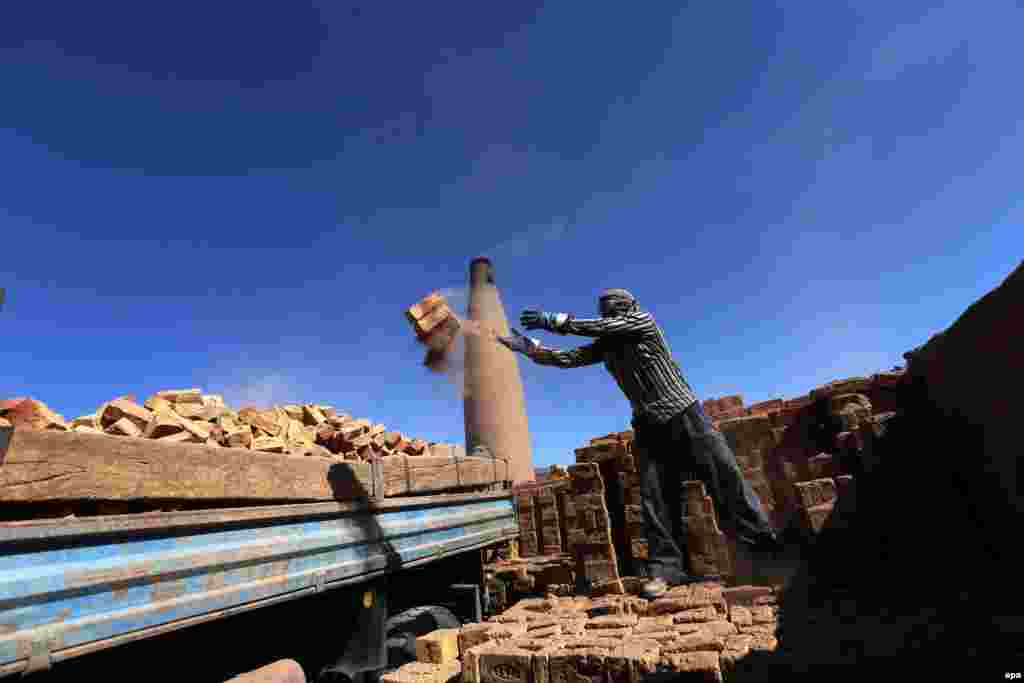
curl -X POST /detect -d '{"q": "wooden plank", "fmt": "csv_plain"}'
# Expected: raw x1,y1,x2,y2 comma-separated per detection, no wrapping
380,455,510,497
0,429,373,504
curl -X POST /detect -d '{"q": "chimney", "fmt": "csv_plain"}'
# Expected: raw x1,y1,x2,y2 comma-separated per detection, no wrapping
464,257,535,483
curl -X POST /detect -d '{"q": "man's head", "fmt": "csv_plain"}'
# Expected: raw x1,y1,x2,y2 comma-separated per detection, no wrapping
599,288,638,317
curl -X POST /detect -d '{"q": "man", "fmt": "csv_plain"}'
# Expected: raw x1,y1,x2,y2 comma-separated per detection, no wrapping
498,288,782,599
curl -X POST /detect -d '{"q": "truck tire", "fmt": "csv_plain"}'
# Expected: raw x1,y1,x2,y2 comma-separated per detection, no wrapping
384,606,461,669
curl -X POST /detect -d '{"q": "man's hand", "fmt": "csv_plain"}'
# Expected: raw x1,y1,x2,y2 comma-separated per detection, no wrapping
497,329,540,356
520,309,570,333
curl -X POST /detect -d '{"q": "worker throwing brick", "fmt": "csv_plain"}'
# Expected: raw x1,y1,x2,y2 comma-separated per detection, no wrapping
498,288,781,599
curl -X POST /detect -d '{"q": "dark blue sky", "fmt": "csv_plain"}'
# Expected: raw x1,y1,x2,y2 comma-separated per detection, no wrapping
4,1,1021,466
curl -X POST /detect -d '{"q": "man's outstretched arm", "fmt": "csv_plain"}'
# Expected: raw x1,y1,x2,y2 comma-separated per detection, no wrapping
521,309,657,339
497,329,603,368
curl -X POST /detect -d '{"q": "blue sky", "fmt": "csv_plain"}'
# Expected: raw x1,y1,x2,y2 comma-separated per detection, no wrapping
3,1,1021,468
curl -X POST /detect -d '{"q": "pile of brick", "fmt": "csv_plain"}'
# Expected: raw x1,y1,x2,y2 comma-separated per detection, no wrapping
0,391,455,462
704,369,905,536
384,580,781,683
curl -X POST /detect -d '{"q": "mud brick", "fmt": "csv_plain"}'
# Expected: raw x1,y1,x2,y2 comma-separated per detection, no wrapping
478,645,539,683
828,392,872,414
547,648,610,683
586,596,647,618
748,399,783,415
702,620,739,638
661,629,726,654
605,643,660,683
460,624,500,654
629,539,648,561
671,606,719,624
462,642,500,683
634,616,674,633
382,661,461,683
722,585,773,608
793,478,837,508
415,628,460,665
567,463,604,494
588,627,635,641
749,606,776,624
585,614,639,630
539,504,559,522
809,376,871,401
647,593,722,616
100,398,154,432
657,650,722,680
729,605,752,627
556,618,587,636
738,624,777,637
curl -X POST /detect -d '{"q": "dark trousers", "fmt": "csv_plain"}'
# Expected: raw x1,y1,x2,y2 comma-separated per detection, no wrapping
632,402,775,583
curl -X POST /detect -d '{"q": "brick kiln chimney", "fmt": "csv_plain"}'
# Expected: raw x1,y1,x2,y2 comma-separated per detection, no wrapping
464,257,535,483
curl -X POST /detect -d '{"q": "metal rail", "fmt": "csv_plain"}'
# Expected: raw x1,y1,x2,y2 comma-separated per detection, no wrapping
0,491,516,676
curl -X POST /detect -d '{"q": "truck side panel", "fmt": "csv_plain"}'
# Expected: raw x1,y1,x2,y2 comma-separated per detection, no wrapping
0,494,515,675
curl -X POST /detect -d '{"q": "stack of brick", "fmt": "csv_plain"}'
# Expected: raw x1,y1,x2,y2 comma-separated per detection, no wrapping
620,471,647,566
698,366,908,538
566,463,624,596
394,580,781,683
516,492,540,557
535,487,563,555
702,394,746,425
573,431,642,575
682,481,734,579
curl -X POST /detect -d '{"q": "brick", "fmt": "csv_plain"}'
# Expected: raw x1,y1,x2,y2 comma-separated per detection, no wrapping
629,539,648,561
415,628,460,664
657,650,721,679
567,463,604,494
547,648,609,683
100,398,153,432
586,596,647,618
587,627,634,641
585,614,639,630
633,616,674,633
729,605,752,627
462,642,499,683
738,624,776,637
477,646,535,683
460,624,498,654
381,661,461,683
701,620,739,638
647,594,722,616
722,585,773,607
749,606,777,624
106,416,142,437
605,643,660,683
671,606,719,624
660,630,726,654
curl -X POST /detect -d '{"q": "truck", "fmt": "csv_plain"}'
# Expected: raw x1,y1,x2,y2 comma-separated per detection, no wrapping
0,428,518,683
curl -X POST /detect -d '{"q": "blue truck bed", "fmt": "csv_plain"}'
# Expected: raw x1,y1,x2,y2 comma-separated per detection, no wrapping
0,490,517,677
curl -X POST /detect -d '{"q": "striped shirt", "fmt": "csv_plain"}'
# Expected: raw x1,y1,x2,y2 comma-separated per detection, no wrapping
529,311,698,423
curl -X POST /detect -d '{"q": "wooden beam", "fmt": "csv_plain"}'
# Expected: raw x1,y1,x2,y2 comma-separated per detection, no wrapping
379,455,509,497
0,429,373,504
